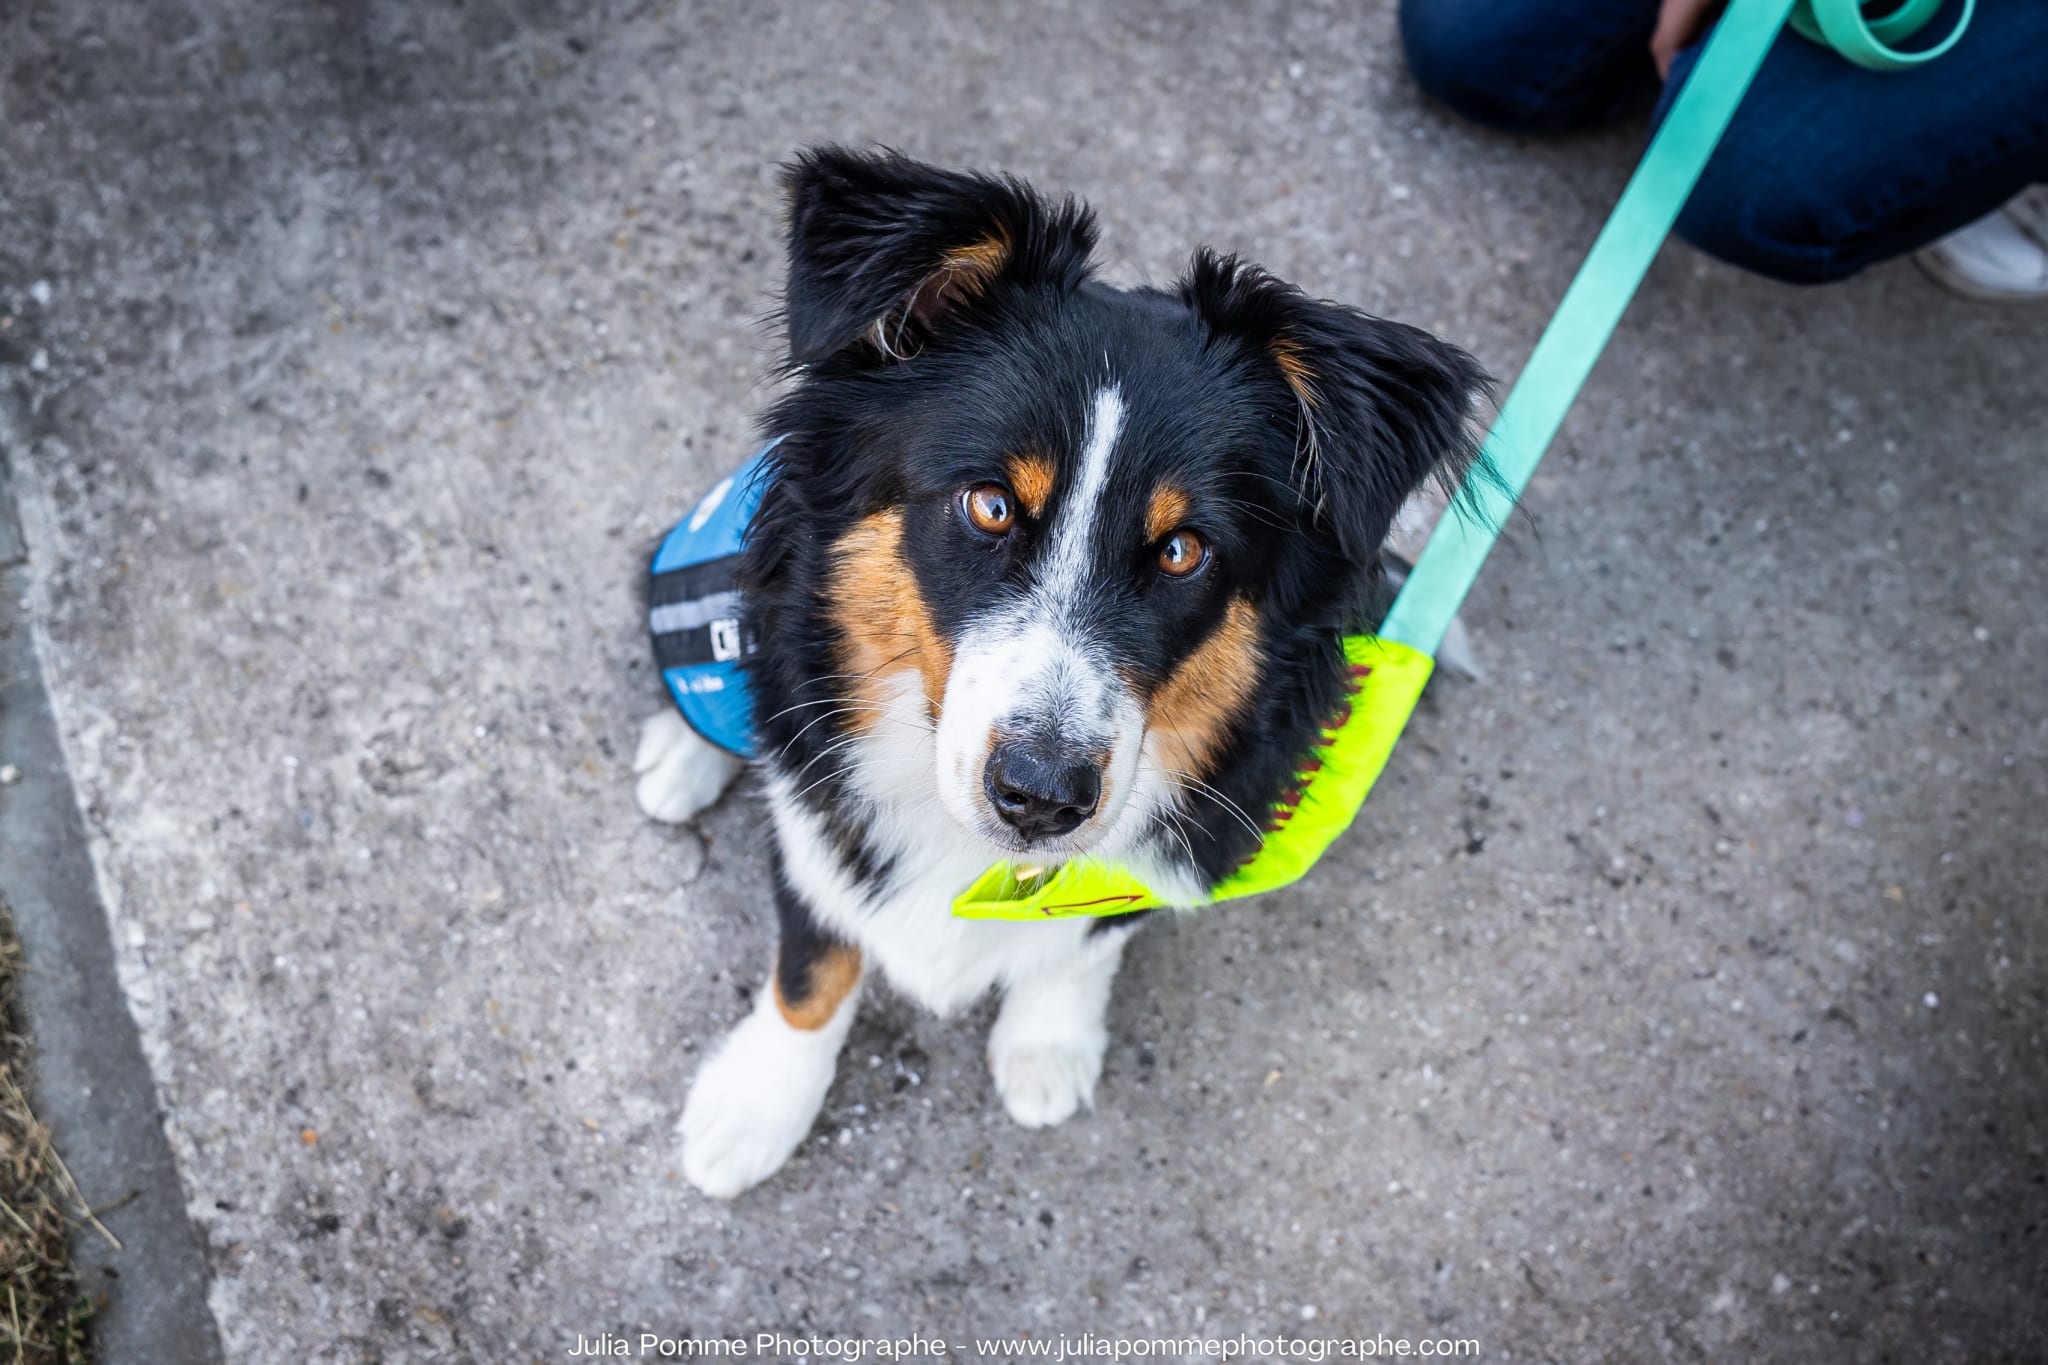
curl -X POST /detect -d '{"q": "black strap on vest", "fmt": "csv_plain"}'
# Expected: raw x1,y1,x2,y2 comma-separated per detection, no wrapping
648,553,756,670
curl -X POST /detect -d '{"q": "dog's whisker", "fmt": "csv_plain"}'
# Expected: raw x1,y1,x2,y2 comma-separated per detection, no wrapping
785,704,887,748
759,695,900,724
1140,764,1265,844
1128,790,1199,869
783,744,872,798
778,717,945,786
1151,765,1258,823
774,690,936,746
786,740,933,806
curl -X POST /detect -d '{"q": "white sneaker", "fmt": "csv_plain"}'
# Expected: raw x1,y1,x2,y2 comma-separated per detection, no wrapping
1916,189,2048,301
2003,185,2048,247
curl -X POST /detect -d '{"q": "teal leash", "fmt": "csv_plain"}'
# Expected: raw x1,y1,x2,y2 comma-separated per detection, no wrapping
1791,0,1973,70
1378,0,1969,655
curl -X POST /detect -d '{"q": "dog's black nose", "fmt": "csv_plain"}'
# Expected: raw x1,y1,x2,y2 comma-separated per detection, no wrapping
985,743,1100,842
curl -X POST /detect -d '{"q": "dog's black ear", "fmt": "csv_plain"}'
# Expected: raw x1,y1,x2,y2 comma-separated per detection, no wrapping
781,145,1099,367
1181,248,1492,562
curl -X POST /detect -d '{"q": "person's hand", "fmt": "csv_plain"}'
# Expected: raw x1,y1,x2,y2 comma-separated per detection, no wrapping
1650,0,1728,77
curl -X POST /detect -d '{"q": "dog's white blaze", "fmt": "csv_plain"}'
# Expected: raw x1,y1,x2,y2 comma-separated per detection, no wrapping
1040,384,1124,611
930,384,1141,851
922,380,1215,873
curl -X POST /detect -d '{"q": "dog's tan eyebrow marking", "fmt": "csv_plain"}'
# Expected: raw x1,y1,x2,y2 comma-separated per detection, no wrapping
1145,596,1262,780
1006,453,1057,518
1146,483,1192,543
773,943,862,1030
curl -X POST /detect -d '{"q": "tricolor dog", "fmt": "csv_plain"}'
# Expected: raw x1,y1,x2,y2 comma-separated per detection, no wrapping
633,147,1487,1197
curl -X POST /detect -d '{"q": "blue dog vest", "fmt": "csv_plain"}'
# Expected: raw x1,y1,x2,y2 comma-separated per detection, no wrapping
647,439,781,759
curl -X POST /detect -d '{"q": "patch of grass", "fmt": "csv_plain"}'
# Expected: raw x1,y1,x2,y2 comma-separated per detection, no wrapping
0,914,96,1364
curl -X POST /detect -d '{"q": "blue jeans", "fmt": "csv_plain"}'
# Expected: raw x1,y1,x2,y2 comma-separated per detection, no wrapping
1399,0,2048,283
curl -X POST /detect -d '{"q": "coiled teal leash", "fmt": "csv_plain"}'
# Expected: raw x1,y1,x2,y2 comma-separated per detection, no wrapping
1791,0,1973,70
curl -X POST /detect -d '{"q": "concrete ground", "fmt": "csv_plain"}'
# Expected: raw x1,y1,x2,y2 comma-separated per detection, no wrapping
0,407,224,1362
3,1,2044,1361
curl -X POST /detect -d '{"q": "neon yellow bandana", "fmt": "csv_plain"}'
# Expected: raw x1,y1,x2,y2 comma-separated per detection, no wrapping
951,636,1432,920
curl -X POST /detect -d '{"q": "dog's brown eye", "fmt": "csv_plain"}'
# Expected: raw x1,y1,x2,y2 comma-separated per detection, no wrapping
963,484,1014,535
1157,530,1207,577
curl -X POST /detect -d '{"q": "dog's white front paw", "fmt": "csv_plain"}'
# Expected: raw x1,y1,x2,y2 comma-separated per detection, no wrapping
989,1033,1104,1128
988,984,1109,1128
678,1006,843,1198
634,710,744,824
987,941,1127,1128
